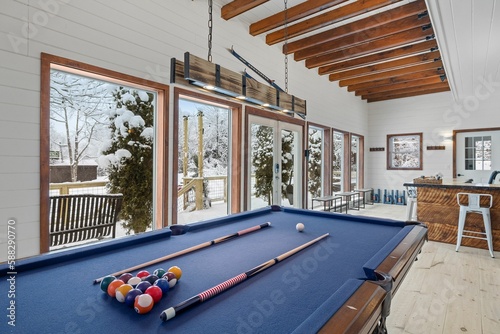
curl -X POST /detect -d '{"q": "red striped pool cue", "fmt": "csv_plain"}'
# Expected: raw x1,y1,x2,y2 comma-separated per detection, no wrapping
93,222,271,284
159,233,330,322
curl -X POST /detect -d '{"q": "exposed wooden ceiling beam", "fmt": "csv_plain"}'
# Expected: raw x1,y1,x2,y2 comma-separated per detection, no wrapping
284,0,427,55
366,86,450,102
361,82,449,100
354,76,446,96
339,60,443,86
266,0,402,45
294,15,431,61
318,40,438,75
221,0,270,20
328,50,440,81
249,0,348,36
306,27,434,69
347,68,444,92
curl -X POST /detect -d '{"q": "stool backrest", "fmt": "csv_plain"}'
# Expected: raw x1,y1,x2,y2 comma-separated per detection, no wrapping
457,193,493,209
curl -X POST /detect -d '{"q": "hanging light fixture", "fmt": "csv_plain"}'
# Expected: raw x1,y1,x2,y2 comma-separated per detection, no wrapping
169,0,306,117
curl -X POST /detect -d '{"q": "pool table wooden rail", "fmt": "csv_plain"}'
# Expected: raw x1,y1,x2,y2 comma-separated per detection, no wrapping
319,223,427,334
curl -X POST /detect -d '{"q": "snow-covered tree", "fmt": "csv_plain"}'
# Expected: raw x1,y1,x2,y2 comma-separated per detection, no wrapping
252,125,274,204
50,70,112,181
308,129,322,198
251,126,295,204
99,88,155,234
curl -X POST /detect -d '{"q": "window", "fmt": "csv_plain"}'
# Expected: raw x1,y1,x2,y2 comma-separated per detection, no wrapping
387,133,422,170
308,126,324,201
351,135,359,190
332,131,344,192
465,136,491,170
40,53,169,253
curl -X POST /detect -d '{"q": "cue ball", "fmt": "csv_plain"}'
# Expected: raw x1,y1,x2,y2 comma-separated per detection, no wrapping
296,223,305,232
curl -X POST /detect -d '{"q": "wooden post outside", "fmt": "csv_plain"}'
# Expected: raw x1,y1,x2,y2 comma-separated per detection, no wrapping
197,111,204,178
183,116,188,177
195,177,204,210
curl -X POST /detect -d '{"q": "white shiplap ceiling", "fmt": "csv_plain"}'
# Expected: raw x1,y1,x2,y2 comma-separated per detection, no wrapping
426,0,500,101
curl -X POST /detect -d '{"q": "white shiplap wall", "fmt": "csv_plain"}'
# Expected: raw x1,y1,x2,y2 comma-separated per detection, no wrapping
366,90,500,195
0,0,368,261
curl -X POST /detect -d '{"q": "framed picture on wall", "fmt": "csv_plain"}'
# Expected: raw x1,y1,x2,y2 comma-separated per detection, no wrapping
387,133,423,170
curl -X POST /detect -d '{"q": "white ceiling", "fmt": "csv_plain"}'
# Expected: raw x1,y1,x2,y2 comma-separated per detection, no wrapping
426,0,500,101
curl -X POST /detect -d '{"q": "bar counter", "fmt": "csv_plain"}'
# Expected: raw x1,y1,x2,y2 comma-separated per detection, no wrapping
403,181,500,251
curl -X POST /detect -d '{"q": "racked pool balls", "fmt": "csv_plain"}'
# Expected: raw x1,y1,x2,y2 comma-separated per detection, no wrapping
168,266,182,280
100,276,116,293
162,272,177,288
124,289,143,307
134,294,154,314
154,278,170,295
145,285,163,303
115,284,133,303
107,280,124,298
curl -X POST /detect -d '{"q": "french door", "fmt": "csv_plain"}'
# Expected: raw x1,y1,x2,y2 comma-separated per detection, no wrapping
248,115,303,209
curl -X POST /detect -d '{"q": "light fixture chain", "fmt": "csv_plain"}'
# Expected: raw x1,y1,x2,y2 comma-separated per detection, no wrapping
208,0,213,63
284,0,288,93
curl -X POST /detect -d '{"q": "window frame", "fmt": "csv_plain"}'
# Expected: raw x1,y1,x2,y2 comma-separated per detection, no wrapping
386,132,423,170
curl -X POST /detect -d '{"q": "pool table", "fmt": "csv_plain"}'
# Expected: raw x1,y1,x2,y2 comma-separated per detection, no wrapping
0,206,426,334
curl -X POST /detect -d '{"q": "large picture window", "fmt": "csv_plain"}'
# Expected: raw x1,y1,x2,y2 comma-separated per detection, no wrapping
40,53,169,253
387,133,423,170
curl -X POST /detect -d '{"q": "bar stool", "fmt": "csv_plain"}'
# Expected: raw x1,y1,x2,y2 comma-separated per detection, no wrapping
406,186,417,221
456,193,494,257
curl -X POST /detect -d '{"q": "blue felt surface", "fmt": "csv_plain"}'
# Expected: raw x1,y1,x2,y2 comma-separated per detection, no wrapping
0,206,414,334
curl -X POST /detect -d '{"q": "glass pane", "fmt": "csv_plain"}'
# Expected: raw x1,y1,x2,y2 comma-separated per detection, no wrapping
465,137,473,147
50,69,157,243
250,124,274,210
465,159,474,170
351,136,359,190
177,99,230,224
332,132,343,192
282,129,299,207
465,148,474,159
308,128,323,205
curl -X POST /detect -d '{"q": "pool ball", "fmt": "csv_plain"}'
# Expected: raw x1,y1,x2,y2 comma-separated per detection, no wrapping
107,280,124,298
100,276,116,293
153,278,170,295
145,286,163,303
115,284,133,303
153,268,166,278
136,270,150,279
162,272,177,288
296,223,305,232
134,294,154,314
124,289,142,307
127,276,142,287
118,273,133,284
168,266,182,280
136,281,152,293
142,274,159,285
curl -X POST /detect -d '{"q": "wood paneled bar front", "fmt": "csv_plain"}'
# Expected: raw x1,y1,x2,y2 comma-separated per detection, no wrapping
403,181,500,251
